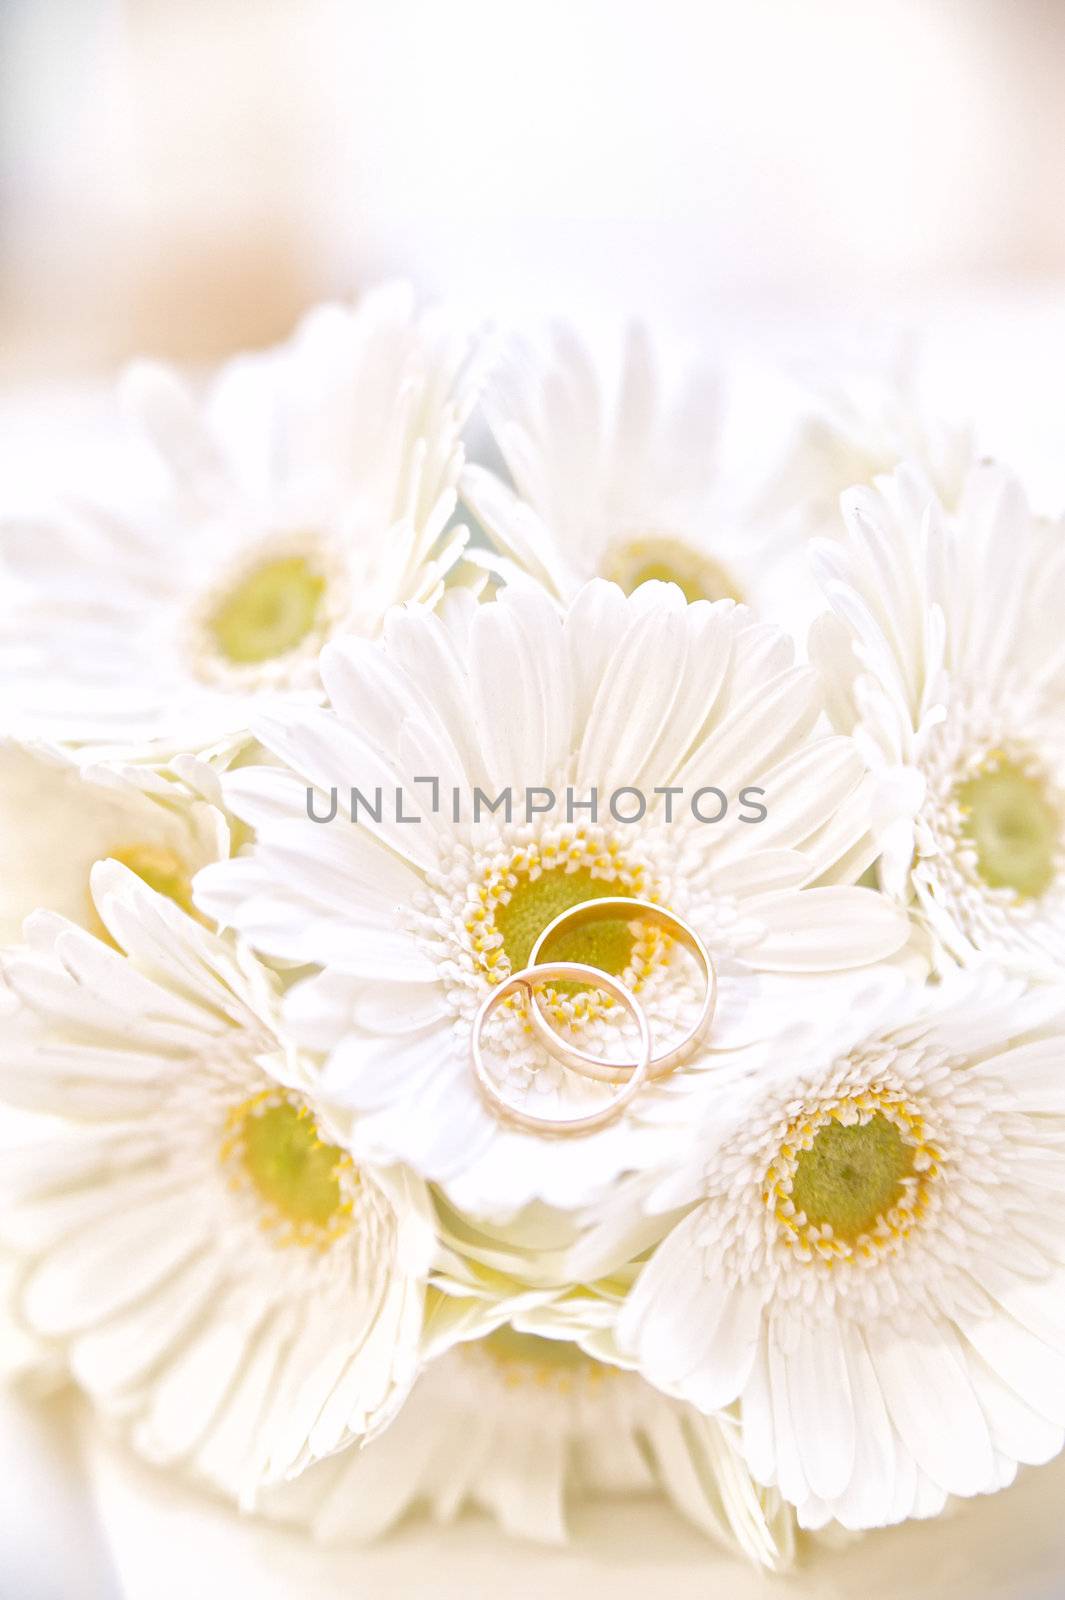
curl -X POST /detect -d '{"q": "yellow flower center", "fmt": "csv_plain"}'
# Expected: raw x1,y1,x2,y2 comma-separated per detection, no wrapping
603,536,743,604
467,832,664,1020
220,1090,354,1248
765,1090,939,1263
207,554,327,665
474,1325,610,1392
89,842,198,944
957,756,1059,900
111,843,196,912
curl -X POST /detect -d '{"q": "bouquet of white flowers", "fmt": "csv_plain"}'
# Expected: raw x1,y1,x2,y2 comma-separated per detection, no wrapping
2,283,1064,1577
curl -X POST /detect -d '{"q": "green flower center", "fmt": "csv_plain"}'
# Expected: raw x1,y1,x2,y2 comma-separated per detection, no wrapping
603,536,742,605
226,1096,352,1245
475,1325,608,1390
790,1114,915,1243
483,1325,592,1368
957,758,1059,900
208,554,326,665
468,837,662,1017
494,867,636,975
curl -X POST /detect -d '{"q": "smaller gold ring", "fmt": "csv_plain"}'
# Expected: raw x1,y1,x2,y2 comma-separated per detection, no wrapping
527,897,715,1083
470,961,652,1138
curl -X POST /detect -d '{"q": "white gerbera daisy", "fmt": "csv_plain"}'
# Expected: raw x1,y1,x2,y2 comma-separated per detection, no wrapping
266,1317,795,1567
0,740,230,943
811,461,1065,972
462,324,790,615
0,864,434,1496
619,969,1065,1532
757,365,975,540
0,284,478,754
194,579,909,1215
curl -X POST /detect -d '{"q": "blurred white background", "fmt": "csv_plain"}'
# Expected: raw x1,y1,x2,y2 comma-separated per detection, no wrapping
4,0,1065,504
3,0,1065,368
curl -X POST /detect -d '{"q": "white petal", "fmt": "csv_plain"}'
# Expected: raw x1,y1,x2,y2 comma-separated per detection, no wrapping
965,1345,1065,1467
785,1318,855,1503
70,1251,223,1400
959,1308,1065,1426
828,1326,898,1530
744,886,909,972
866,1314,995,1497
676,1285,765,1414
23,1191,209,1335
311,1401,436,1542
767,1325,810,1507
140,1295,267,1464
741,1336,776,1487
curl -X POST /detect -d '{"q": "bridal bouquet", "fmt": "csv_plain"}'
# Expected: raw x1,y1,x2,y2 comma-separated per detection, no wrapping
2,284,1063,1574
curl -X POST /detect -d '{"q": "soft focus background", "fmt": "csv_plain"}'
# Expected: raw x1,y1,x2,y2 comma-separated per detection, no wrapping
5,0,1065,367
4,0,1065,501
4,3,1065,1596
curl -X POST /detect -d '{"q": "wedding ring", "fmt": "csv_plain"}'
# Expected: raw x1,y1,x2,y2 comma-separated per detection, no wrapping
470,961,652,1137
526,897,715,1083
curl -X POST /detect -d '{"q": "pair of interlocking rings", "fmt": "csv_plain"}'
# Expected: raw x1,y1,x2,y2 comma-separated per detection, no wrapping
470,896,716,1138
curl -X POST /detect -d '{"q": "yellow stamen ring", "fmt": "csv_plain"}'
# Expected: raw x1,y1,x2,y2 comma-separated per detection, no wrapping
763,1088,940,1266
220,1087,356,1250
466,832,663,1029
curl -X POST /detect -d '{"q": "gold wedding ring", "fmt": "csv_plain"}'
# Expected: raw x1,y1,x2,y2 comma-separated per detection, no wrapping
468,898,714,1137
469,961,652,1137
527,897,716,1082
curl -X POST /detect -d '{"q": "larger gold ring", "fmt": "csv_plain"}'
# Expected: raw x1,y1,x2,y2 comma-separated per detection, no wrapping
526,897,715,1083
470,961,652,1137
